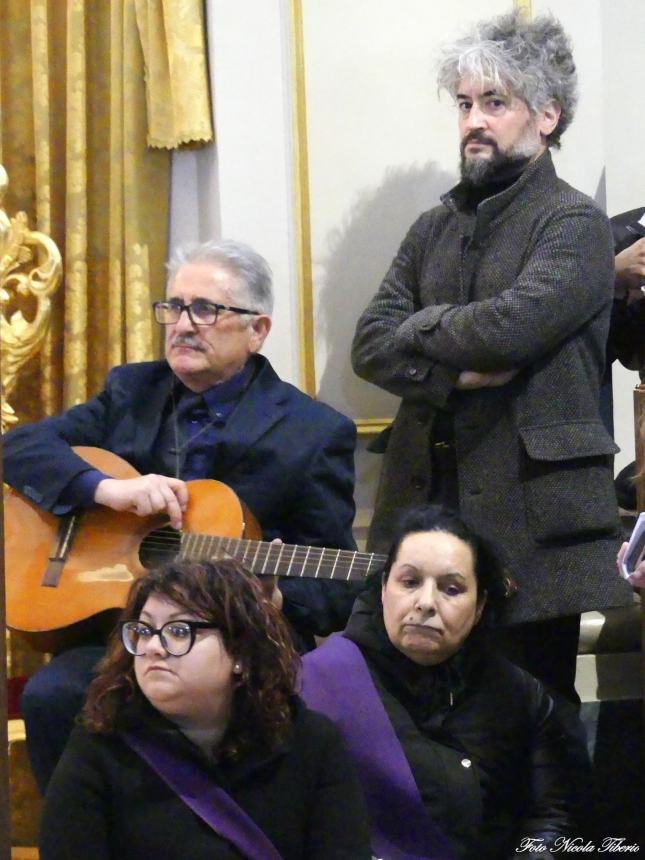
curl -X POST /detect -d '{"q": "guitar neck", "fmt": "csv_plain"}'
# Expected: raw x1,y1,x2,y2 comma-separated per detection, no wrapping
179,533,386,582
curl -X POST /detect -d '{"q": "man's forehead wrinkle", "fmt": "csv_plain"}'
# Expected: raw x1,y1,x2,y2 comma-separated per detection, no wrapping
457,68,511,92
457,88,504,99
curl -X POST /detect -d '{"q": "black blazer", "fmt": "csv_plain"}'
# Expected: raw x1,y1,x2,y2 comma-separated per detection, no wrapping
609,207,645,373
3,356,360,636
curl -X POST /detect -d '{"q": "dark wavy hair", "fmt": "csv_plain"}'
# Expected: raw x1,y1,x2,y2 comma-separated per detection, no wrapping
380,505,515,627
82,559,299,759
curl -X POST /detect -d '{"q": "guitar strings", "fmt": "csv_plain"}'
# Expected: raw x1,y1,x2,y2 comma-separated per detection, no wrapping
141,532,383,563
141,530,383,562
138,531,385,575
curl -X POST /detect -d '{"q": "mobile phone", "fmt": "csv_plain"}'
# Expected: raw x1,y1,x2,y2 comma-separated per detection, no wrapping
621,511,645,578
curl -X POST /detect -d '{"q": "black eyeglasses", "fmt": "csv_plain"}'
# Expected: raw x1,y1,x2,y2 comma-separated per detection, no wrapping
120,620,219,657
152,299,259,326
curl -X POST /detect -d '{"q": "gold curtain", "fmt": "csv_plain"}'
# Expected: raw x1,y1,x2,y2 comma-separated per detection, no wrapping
1,3,213,839
0,0,213,421
135,0,213,148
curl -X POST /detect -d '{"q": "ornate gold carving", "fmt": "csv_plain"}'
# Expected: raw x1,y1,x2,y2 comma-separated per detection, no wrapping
0,164,62,432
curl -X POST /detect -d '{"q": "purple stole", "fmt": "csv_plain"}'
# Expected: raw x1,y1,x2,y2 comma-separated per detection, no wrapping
301,635,457,860
123,730,283,860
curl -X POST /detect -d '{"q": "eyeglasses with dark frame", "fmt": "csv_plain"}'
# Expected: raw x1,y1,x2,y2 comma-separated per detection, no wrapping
152,299,260,326
120,619,220,657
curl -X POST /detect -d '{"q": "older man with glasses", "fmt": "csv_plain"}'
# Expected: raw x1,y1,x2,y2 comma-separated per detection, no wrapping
4,239,360,792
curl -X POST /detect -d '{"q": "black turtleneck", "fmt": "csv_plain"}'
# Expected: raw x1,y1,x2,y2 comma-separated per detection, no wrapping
459,154,532,211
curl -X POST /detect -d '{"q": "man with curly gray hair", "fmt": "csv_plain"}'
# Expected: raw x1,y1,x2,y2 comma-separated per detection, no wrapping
353,11,631,703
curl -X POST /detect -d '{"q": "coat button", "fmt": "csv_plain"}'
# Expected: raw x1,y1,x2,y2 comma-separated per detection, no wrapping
461,758,472,768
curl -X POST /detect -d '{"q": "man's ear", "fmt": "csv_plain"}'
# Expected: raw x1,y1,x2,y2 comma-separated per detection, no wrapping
474,590,487,624
249,315,272,352
538,100,561,139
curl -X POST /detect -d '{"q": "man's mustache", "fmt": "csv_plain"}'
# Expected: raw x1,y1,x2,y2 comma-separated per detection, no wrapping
460,131,497,154
170,334,206,351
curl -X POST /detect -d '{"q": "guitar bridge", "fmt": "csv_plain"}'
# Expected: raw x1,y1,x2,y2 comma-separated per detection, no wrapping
42,513,80,587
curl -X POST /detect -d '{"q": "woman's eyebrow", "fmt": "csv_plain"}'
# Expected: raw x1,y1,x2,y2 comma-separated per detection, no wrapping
138,609,199,622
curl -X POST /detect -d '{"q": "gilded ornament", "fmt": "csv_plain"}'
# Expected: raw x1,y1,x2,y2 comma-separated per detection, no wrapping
0,164,62,431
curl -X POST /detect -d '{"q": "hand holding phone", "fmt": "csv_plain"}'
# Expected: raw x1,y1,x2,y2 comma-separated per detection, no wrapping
620,512,645,581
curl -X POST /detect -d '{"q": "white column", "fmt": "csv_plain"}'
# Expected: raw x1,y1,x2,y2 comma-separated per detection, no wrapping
169,0,299,384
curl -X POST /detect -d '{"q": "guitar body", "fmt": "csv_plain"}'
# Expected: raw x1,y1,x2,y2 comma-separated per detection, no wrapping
4,447,261,652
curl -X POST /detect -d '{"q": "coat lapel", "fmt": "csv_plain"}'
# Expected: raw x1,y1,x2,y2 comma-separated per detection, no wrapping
130,364,175,469
208,357,288,474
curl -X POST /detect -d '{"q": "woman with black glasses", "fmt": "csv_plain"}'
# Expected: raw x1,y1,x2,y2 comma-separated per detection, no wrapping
39,559,371,860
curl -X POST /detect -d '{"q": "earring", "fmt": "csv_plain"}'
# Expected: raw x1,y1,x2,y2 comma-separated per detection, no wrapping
233,663,242,674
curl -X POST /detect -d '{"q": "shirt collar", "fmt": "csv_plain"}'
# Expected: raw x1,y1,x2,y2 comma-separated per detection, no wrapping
201,357,256,414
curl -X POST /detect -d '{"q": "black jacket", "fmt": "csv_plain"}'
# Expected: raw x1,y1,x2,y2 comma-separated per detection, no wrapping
3,356,360,639
39,701,371,860
609,207,645,374
343,588,582,859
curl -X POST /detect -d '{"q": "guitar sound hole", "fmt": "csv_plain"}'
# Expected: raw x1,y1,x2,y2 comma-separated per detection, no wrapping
139,526,182,569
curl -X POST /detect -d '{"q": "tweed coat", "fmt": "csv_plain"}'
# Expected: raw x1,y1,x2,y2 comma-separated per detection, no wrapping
352,151,632,623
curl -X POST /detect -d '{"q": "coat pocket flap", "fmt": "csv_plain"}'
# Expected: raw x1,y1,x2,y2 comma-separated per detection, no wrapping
519,422,619,462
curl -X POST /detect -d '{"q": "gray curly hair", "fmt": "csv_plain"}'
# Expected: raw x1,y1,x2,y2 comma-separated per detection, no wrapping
436,11,577,148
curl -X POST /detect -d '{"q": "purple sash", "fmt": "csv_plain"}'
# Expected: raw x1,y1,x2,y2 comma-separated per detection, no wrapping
123,730,283,860
301,635,456,860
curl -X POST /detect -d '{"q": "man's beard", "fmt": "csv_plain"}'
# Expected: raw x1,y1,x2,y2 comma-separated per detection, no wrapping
459,130,538,186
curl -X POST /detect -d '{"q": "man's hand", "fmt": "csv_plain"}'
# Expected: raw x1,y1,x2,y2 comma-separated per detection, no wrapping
617,541,645,588
94,474,189,530
260,575,284,611
260,539,284,610
615,237,645,294
456,368,519,390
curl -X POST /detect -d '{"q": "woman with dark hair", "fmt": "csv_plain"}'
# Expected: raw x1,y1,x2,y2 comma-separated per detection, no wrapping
302,505,582,860
39,559,371,860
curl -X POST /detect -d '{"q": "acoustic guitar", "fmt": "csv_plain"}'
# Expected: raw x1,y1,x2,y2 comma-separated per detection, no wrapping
4,447,385,652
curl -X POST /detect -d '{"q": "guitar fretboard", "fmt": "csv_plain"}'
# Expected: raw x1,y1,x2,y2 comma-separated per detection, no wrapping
177,533,386,582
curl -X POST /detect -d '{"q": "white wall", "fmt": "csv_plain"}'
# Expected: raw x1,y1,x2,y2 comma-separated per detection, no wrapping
537,0,606,203
169,0,298,385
